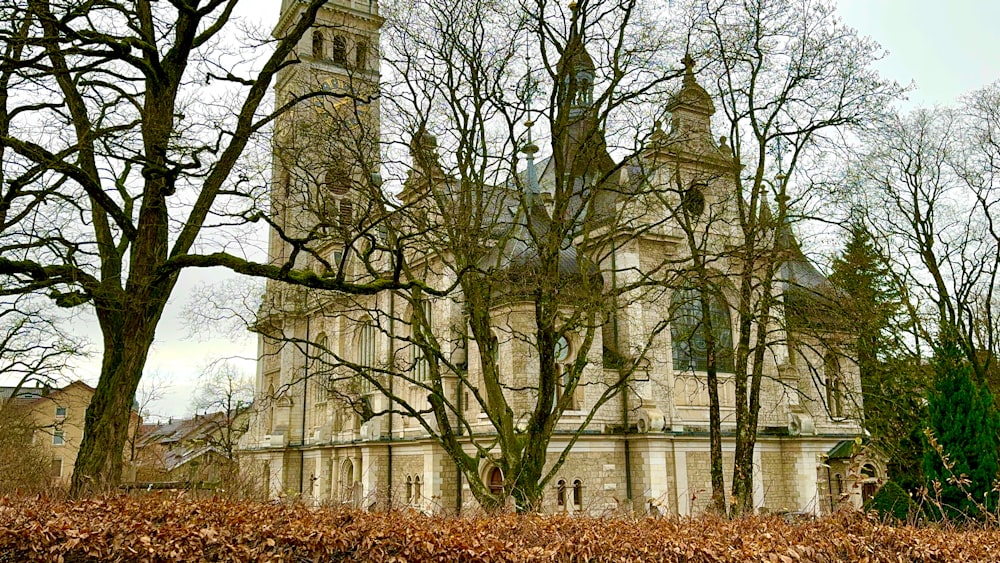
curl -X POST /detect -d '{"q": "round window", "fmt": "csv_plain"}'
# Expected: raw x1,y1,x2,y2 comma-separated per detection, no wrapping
682,184,706,217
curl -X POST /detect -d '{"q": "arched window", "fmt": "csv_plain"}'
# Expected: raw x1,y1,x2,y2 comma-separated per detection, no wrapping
312,334,330,430
412,305,433,382
357,321,377,393
825,352,844,418
414,475,422,503
355,39,369,70
487,467,503,496
332,35,347,65
341,458,355,503
405,475,413,504
670,287,734,373
312,31,324,58
556,479,566,508
572,479,583,510
553,336,580,409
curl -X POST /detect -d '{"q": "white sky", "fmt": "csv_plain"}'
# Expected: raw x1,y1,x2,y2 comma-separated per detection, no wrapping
59,0,998,420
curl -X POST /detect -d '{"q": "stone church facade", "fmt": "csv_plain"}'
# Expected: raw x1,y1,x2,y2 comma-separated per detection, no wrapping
238,0,882,515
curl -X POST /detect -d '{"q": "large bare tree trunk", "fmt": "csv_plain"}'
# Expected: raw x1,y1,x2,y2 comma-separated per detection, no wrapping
72,288,170,495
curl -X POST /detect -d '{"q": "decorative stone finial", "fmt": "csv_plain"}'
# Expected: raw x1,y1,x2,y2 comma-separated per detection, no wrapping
681,53,696,83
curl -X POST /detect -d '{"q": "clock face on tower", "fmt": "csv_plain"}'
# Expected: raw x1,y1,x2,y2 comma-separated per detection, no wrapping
314,77,350,113
323,77,346,93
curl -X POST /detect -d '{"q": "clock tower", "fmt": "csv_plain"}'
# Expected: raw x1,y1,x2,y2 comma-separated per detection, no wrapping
267,0,383,270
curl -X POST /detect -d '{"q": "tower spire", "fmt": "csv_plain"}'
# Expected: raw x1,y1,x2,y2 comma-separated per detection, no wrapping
522,46,540,204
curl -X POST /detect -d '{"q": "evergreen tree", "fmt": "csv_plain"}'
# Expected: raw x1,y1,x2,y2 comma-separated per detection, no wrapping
830,221,925,491
923,333,1000,519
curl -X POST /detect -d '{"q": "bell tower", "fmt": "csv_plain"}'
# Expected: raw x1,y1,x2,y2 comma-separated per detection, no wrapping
267,0,383,271
252,1,384,497
273,0,382,108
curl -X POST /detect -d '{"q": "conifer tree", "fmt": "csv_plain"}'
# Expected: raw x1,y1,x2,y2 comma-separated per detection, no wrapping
830,222,924,491
923,333,1000,519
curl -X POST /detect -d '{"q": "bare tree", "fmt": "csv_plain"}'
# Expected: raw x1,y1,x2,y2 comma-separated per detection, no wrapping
194,361,254,463
124,371,169,481
249,0,695,512
854,84,1000,392
0,295,84,389
679,0,900,514
0,0,429,495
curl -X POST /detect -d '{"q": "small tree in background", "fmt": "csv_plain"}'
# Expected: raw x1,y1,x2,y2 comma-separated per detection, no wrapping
923,332,1000,519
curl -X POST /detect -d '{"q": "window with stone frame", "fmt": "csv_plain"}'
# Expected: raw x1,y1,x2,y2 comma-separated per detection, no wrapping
825,351,845,418
354,38,368,70
412,305,433,383
312,334,330,430
332,35,347,65
670,287,734,373
357,320,377,394
312,31,324,58
572,479,583,510
553,335,581,410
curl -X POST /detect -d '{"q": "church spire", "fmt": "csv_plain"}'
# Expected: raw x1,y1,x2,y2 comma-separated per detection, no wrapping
557,1,595,119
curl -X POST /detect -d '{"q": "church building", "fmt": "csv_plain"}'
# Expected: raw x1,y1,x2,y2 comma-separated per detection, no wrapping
238,0,882,515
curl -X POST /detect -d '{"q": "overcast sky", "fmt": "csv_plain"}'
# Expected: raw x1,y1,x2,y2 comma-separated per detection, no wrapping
58,0,999,420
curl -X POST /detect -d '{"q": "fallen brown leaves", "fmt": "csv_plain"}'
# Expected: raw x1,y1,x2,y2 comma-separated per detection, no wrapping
0,495,998,562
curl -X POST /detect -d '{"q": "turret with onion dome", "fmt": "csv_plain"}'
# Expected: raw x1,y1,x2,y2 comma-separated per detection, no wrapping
557,18,596,120
551,2,616,201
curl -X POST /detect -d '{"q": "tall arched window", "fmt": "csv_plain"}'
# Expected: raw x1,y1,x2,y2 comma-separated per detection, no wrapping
312,334,330,430
553,336,580,409
670,287,734,372
556,479,567,508
332,35,347,65
405,475,413,504
341,458,355,504
355,39,369,69
412,305,433,382
312,31,324,58
358,321,377,393
572,479,583,510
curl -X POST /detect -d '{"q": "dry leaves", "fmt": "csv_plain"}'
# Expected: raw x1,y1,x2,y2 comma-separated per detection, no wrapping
0,496,997,561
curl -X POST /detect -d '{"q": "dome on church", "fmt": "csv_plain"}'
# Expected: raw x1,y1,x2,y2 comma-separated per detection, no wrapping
666,54,715,116
557,32,596,76
482,201,603,294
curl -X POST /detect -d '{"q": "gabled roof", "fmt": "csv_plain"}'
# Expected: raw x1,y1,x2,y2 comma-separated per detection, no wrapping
0,380,94,403
136,412,234,472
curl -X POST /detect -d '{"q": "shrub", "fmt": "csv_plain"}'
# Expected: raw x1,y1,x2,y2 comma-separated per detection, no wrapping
3,496,1000,561
864,480,917,522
